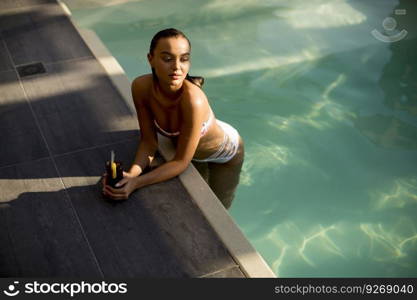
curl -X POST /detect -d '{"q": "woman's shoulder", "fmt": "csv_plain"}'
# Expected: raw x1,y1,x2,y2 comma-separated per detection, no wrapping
132,74,153,90
181,79,207,108
131,74,153,103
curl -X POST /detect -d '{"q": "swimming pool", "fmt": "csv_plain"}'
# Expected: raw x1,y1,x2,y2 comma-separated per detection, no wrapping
63,0,417,277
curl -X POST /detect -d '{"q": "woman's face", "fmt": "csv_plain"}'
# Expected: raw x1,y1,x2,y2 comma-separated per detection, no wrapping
148,36,191,88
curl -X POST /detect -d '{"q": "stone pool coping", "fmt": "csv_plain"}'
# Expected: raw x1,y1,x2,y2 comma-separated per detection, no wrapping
58,0,275,278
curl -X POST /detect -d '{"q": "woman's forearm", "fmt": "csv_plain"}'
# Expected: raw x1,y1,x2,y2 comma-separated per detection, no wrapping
128,141,157,176
134,160,187,189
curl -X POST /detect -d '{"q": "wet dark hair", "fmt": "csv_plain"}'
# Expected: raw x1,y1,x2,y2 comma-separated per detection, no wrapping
149,28,204,88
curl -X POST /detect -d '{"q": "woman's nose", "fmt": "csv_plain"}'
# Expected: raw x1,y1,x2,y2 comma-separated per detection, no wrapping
172,59,180,70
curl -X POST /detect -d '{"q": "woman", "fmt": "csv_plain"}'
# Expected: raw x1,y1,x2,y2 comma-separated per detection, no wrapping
103,28,244,209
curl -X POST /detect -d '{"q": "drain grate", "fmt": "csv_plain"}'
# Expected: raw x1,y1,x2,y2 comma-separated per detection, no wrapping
16,62,46,78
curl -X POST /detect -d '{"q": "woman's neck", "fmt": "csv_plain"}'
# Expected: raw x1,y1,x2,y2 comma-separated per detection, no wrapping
157,81,183,100
153,80,183,107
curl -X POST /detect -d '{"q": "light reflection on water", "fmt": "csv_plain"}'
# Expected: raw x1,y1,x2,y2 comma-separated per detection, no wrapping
256,217,417,277
65,0,417,276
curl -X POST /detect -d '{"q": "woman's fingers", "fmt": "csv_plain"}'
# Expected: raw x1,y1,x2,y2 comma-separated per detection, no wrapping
122,171,136,179
104,186,129,200
101,173,133,200
115,177,129,188
103,190,126,200
102,173,108,197
102,172,107,185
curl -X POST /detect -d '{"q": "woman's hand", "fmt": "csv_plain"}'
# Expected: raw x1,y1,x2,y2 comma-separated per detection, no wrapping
102,171,139,200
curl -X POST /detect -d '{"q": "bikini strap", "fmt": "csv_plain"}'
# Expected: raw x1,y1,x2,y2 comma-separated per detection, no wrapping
153,119,180,136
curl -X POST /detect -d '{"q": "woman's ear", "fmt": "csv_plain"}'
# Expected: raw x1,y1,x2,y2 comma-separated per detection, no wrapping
147,53,153,65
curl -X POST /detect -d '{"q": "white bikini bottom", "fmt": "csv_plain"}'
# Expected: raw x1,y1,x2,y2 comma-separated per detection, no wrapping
192,120,240,164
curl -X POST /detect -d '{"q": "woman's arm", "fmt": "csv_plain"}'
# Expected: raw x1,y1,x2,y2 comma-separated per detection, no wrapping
105,86,206,200
132,90,206,189
128,76,158,177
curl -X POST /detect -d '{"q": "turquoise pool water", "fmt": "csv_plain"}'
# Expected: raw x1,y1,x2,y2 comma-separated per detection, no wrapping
64,0,417,277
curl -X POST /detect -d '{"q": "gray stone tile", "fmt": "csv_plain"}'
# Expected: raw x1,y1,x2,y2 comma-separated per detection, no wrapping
200,267,246,278
0,70,49,167
0,0,55,11
0,3,92,65
54,140,237,277
20,57,138,155
0,158,102,277
0,39,14,71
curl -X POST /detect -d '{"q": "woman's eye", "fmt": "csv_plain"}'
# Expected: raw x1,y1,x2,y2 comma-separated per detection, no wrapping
162,56,189,62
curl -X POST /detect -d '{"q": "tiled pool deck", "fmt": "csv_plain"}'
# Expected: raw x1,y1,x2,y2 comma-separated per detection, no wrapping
0,0,274,278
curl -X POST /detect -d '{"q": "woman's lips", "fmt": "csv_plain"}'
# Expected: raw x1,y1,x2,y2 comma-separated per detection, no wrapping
169,74,181,79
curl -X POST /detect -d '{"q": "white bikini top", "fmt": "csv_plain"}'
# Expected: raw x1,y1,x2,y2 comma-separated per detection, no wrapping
154,113,213,137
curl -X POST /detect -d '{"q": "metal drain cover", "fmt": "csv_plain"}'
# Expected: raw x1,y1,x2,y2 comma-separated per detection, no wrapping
17,62,46,77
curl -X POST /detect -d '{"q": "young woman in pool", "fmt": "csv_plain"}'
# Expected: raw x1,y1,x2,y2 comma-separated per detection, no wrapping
103,28,244,209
